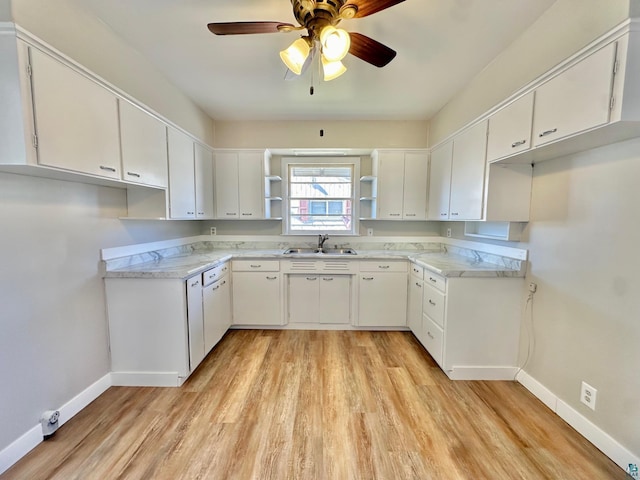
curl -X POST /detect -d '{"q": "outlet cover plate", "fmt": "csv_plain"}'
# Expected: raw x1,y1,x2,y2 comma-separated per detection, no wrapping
580,381,597,410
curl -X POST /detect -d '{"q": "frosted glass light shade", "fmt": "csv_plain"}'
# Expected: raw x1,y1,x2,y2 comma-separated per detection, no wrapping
322,57,347,81
280,38,311,75
320,26,350,62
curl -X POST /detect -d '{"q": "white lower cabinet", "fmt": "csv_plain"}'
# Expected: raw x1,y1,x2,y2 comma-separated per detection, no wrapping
105,275,207,387
357,261,408,327
232,260,283,326
407,265,424,341
410,265,523,380
287,275,351,325
202,263,231,352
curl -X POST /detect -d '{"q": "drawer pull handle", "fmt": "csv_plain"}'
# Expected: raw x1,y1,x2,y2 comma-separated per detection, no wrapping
226,213,236,216
242,213,253,216
427,331,434,339
306,277,317,281
415,282,422,287
405,213,416,217
126,171,141,178
221,280,226,286
429,277,437,283
363,277,374,281
378,265,390,269
440,213,447,217
322,277,334,281
250,265,261,268
511,140,527,148
450,212,459,216
389,213,401,217
539,128,558,137
187,211,195,215
191,280,200,287
198,212,205,216
211,285,220,291
99,165,116,172
428,300,436,306
266,276,277,280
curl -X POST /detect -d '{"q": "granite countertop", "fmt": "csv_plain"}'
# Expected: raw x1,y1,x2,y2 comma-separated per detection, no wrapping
104,248,523,280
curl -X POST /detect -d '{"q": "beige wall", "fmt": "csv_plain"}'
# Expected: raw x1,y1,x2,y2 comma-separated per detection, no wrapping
11,0,214,145
213,120,429,149
429,0,632,145
432,0,639,459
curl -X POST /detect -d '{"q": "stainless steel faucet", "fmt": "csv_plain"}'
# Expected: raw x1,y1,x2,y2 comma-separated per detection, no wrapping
318,234,329,250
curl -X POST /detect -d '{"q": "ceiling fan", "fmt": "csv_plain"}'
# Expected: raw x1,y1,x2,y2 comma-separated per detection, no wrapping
207,0,405,81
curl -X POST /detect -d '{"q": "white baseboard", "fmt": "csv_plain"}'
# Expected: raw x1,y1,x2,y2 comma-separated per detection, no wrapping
446,366,519,381
0,373,112,475
516,370,639,472
111,371,182,387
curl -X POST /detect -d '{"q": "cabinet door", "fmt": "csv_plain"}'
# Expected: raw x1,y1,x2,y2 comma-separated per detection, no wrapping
203,277,230,352
119,100,168,187
449,121,487,221
186,277,205,371
487,92,534,162
319,276,351,324
238,152,264,219
215,152,240,218
402,152,428,220
195,144,214,219
358,273,407,327
30,48,121,179
232,273,282,325
533,43,616,147
376,152,405,220
427,141,453,220
288,275,319,324
407,277,424,339
167,127,196,219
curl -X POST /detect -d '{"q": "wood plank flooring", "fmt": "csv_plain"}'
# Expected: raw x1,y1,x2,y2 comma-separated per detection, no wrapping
2,330,625,479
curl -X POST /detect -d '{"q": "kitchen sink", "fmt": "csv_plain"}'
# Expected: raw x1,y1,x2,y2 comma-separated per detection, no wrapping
283,247,357,255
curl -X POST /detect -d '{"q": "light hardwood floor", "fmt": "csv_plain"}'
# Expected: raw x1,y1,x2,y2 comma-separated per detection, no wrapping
2,330,625,479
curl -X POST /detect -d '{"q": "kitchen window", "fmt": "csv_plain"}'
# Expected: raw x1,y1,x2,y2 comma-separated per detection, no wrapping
283,157,359,235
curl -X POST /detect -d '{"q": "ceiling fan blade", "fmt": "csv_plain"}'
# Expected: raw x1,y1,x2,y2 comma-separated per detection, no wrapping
345,0,406,18
207,21,295,35
348,32,396,67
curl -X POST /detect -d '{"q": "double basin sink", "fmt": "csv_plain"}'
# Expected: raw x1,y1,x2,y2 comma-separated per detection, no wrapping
284,247,357,256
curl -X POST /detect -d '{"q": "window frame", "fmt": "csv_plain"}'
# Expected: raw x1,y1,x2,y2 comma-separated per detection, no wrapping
282,156,360,236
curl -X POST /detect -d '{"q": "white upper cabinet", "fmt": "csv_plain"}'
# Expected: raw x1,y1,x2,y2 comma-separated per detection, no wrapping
119,100,168,188
427,141,453,220
449,121,488,221
167,127,196,219
487,92,534,162
376,151,405,219
29,47,121,179
375,150,428,220
533,42,617,147
194,143,214,219
214,151,265,219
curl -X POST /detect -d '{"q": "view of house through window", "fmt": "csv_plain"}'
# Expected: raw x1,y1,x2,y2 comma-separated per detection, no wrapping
286,161,356,234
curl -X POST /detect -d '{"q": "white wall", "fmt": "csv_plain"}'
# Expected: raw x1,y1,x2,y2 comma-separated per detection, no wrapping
0,173,201,451
430,0,639,460
214,120,429,149
11,0,215,145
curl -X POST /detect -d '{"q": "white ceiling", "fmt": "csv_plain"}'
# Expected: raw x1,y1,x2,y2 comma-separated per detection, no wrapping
79,0,556,122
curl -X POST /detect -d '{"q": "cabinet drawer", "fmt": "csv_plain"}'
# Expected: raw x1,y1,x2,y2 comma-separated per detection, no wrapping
410,263,424,279
359,260,408,273
423,271,446,292
232,260,280,272
423,284,445,328
423,314,443,366
202,262,229,287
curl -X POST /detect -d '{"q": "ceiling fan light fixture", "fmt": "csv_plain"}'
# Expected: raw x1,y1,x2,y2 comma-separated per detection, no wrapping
322,56,347,81
279,37,311,75
320,26,350,62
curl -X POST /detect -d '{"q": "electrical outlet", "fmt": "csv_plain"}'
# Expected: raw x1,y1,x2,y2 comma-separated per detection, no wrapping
210,227,216,236
580,381,597,410
367,228,374,237
446,228,452,238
